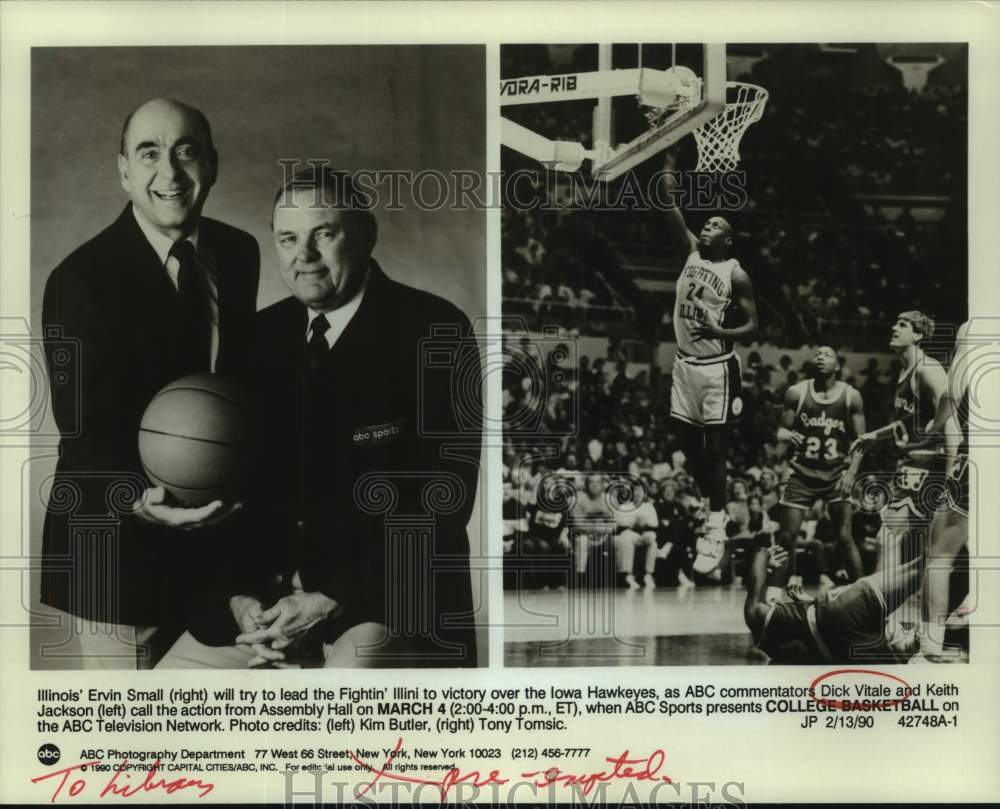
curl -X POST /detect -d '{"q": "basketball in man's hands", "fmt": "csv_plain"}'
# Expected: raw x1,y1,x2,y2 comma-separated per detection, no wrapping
138,373,252,506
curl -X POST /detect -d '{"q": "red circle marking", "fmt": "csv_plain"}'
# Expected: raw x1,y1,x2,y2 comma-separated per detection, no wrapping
809,668,913,711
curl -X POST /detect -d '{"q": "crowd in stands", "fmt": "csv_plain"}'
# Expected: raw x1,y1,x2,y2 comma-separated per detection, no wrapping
740,211,966,344
743,58,966,199
502,338,892,590
501,210,629,334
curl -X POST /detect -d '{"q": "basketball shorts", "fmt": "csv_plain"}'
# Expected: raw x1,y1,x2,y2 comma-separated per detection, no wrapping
779,470,848,510
815,578,889,663
887,454,948,519
670,352,742,426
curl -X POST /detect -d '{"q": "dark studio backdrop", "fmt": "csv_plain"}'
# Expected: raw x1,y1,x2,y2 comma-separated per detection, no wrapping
29,45,487,666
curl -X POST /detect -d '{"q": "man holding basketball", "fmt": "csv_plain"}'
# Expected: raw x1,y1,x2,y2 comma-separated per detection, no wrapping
41,98,259,669
159,165,482,669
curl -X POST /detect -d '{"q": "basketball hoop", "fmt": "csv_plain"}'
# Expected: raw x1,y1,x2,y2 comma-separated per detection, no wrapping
691,81,769,172
499,44,733,180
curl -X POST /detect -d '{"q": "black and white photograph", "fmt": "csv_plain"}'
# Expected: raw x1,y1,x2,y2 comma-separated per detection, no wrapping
500,42,971,667
28,45,488,670
2,2,1000,805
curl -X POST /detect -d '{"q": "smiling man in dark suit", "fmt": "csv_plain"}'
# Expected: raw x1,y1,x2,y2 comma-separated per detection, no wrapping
41,97,259,669
157,165,482,669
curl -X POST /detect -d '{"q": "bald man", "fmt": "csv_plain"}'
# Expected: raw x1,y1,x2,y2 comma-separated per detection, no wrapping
41,98,259,669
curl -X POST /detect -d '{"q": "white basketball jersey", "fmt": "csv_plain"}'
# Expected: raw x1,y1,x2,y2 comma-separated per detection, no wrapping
673,251,739,357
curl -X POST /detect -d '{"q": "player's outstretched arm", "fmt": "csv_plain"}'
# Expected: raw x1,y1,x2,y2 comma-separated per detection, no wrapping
660,151,698,254
850,418,903,455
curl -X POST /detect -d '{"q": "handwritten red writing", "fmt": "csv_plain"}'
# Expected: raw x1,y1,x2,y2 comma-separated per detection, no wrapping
350,738,672,802
522,748,672,795
30,759,214,804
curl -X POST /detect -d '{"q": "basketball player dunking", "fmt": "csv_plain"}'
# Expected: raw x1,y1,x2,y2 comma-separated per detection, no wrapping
770,346,867,600
661,155,758,574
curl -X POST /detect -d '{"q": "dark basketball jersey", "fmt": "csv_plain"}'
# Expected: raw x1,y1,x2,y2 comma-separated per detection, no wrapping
527,505,565,544
789,380,855,482
758,600,824,663
893,360,941,458
759,584,894,664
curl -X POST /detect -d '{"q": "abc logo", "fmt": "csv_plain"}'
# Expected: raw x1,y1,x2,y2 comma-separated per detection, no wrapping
37,743,61,766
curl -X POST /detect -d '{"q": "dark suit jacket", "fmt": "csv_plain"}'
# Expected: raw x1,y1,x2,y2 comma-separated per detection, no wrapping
245,262,482,666
41,204,260,628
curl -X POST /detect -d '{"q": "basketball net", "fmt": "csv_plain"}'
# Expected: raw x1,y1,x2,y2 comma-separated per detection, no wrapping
645,80,768,172
691,82,768,172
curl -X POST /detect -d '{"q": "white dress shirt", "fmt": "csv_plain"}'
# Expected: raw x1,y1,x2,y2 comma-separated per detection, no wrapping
305,266,370,350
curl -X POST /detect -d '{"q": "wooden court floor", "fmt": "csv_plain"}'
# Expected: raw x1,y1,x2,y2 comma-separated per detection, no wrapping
504,585,768,667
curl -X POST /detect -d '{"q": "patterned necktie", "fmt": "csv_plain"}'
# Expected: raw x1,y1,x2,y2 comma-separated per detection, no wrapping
170,240,210,374
307,314,330,375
